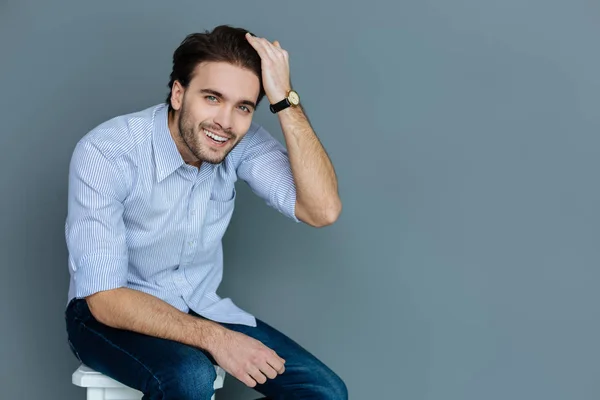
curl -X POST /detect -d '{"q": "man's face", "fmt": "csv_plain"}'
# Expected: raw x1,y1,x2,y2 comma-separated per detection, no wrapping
171,61,260,164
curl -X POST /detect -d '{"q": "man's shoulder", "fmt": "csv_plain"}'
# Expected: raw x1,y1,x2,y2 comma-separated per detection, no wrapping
229,121,280,161
244,121,273,142
76,103,164,161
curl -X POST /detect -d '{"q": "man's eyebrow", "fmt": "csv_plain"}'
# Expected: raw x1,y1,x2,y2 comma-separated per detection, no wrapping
200,88,256,110
200,88,224,98
239,99,257,109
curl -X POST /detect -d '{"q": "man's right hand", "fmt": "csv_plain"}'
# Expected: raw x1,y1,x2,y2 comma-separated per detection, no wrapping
209,328,286,388
85,288,285,388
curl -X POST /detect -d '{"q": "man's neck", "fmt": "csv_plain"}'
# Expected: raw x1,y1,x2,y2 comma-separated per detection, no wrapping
186,160,202,169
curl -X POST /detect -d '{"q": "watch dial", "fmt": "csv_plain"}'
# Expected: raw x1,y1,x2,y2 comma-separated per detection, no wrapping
289,91,300,105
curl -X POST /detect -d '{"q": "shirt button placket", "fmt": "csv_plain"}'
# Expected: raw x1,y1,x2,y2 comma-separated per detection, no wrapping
182,182,203,266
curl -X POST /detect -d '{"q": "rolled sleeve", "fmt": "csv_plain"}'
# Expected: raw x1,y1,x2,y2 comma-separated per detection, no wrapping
236,126,300,222
73,254,128,298
66,140,129,298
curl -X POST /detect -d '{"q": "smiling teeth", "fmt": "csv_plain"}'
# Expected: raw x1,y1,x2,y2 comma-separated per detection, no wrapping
204,129,228,142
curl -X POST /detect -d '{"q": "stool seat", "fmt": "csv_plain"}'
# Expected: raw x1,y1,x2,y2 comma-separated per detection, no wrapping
72,364,226,400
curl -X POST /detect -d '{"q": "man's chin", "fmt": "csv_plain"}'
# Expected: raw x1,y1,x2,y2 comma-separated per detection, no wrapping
197,150,229,165
202,158,225,165
193,140,237,165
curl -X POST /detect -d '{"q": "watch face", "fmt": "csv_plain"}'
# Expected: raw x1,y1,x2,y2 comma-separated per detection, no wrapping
288,90,300,105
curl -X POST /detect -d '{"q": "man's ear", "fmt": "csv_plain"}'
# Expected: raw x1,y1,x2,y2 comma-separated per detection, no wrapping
170,80,184,111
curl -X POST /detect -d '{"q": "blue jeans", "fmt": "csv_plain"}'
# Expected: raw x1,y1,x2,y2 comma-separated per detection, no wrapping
65,298,348,399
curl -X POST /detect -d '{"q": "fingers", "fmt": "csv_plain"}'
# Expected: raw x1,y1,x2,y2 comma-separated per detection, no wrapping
243,353,285,388
266,348,286,372
257,350,285,380
246,33,288,60
260,361,279,380
240,373,258,388
272,41,288,60
223,334,287,387
246,364,276,386
245,362,281,388
268,358,286,375
256,36,277,58
248,366,268,386
246,32,270,59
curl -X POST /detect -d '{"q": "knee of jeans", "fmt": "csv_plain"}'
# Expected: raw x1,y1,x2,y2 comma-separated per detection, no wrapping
156,355,217,400
320,369,348,400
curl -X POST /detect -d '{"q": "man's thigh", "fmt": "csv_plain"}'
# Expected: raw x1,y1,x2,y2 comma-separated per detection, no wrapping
219,318,348,400
65,299,218,400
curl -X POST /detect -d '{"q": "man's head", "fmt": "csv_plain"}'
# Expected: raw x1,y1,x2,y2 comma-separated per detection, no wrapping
166,25,264,165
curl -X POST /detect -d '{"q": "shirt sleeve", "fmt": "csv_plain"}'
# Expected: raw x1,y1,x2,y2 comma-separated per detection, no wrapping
65,140,129,298
236,126,300,223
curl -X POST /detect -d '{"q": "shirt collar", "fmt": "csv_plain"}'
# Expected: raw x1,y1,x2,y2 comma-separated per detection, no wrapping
152,104,185,182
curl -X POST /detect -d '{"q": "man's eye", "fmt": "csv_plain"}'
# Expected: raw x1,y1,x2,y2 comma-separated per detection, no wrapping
239,105,250,112
206,96,218,102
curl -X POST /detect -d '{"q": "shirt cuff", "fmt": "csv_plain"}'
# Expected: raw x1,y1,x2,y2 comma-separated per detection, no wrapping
271,170,300,223
73,254,128,298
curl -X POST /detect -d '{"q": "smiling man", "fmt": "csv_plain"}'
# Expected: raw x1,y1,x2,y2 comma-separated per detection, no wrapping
64,25,346,400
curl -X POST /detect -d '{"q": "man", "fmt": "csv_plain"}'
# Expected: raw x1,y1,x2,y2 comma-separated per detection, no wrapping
64,25,347,400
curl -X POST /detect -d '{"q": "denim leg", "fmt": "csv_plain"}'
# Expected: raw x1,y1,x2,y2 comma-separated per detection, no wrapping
220,318,348,400
65,299,217,400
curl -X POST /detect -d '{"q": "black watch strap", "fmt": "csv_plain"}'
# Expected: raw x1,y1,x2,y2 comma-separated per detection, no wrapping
269,98,291,113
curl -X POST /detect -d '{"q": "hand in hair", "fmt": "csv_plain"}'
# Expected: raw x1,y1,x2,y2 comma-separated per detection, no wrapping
245,32,292,104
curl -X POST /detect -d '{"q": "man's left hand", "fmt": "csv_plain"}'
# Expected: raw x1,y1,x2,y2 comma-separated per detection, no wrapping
246,32,292,104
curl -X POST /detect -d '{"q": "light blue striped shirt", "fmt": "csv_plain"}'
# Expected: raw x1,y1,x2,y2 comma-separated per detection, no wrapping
66,103,299,327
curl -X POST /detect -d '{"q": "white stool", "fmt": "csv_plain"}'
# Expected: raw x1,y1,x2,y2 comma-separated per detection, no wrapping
72,364,226,400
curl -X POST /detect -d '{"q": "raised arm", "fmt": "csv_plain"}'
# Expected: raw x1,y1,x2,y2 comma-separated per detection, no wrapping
246,33,342,227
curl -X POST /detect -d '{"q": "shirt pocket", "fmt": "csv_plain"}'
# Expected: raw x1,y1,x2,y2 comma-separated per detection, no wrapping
202,187,236,246
210,183,236,202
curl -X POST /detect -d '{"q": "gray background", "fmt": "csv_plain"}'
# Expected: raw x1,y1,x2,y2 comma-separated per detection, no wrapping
1,0,599,399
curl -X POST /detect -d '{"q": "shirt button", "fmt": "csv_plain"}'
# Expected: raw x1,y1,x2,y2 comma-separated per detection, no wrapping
190,209,196,216
189,241,196,247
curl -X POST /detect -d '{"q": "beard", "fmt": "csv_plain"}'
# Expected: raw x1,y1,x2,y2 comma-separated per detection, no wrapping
177,100,239,165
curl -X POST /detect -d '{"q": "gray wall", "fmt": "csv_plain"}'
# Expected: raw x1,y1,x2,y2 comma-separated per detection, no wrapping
1,1,599,399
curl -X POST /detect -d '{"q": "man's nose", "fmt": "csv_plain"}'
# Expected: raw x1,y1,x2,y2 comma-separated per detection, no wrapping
213,106,233,132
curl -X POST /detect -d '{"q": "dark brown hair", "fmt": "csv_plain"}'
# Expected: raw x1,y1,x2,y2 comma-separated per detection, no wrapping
165,25,264,111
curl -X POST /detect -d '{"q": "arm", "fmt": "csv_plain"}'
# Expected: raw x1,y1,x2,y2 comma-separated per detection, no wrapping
87,288,226,352
277,105,341,227
246,33,342,227
88,288,284,387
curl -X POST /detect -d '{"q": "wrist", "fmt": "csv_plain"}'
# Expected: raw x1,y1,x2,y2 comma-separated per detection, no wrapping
193,319,227,353
268,90,289,104
269,88,300,114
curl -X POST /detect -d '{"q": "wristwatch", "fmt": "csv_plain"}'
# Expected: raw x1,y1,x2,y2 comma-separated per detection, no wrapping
269,89,300,113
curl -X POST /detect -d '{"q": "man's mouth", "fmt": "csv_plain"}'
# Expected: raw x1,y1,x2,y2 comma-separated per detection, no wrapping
204,129,230,145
